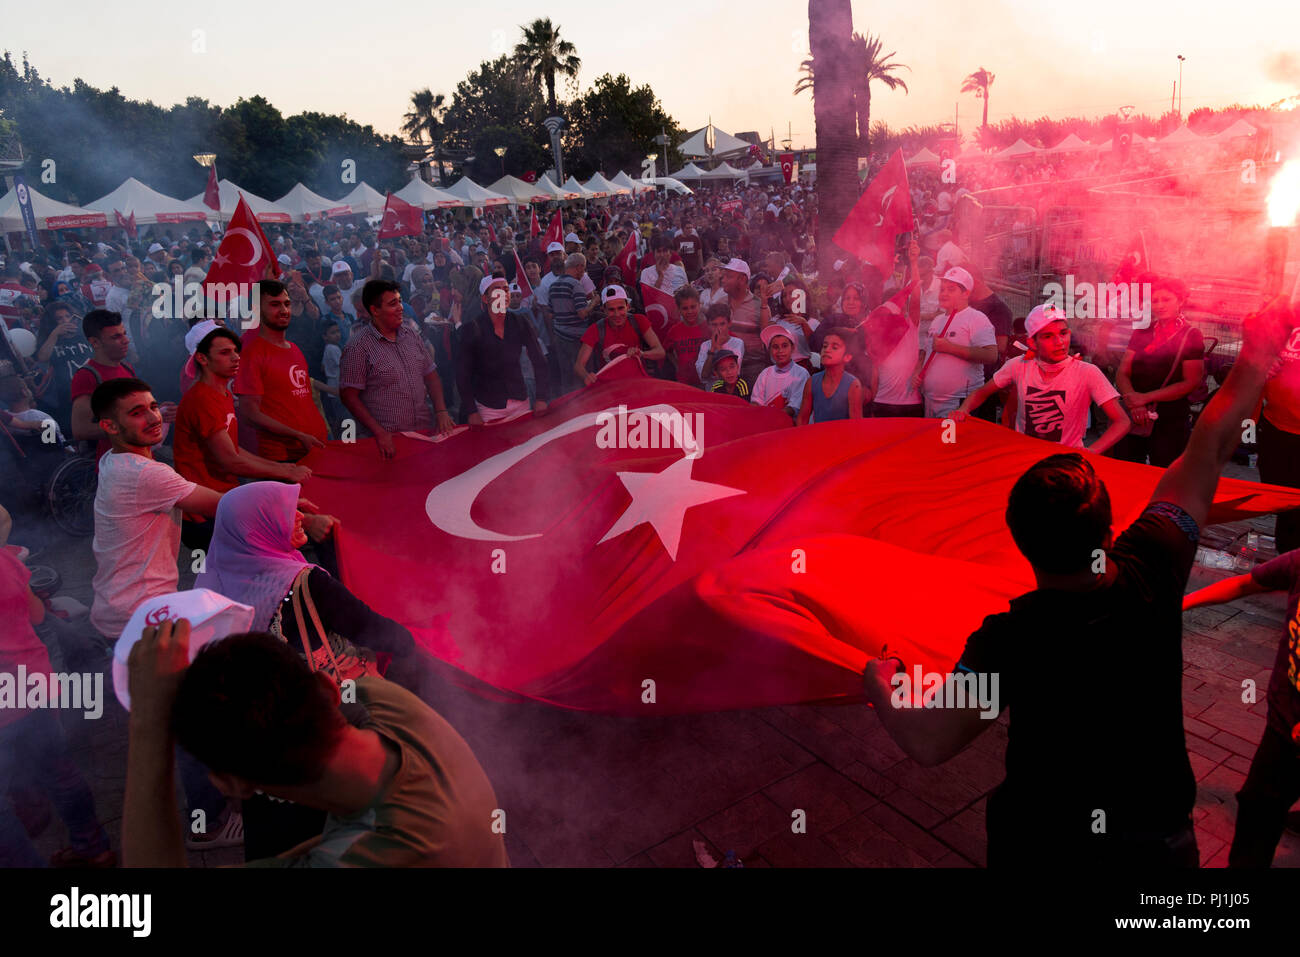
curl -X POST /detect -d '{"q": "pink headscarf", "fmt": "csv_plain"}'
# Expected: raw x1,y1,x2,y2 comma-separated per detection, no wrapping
195,482,315,631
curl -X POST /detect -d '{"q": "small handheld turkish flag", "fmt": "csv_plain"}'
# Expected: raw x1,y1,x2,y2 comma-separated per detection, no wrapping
832,148,914,271
378,192,423,240
203,165,221,212
204,194,280,311
639,282,679,339
114,209,137,239
487,220,499,245
543,210,564,248
779,153,795,185
530,206,540,239
513,251,533,300
614,231,639,284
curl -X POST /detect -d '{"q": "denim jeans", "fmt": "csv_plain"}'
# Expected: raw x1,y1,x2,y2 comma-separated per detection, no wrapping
0,710,109,867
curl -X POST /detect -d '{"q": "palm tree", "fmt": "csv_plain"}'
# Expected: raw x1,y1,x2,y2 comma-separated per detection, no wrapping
961,68,995,129
512,18,581,116
402,88,447,179
794,33,908,158
807,0,858,277
851,33,909,158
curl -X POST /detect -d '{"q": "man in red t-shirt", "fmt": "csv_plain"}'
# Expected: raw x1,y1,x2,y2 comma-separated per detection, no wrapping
70,309,173,459
233,280,328,463
575,286,666,385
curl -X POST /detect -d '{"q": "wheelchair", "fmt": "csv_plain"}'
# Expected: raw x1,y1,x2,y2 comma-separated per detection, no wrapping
0,418,98,538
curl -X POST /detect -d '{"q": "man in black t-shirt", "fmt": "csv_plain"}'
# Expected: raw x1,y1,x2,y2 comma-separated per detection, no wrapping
863,295,1296,867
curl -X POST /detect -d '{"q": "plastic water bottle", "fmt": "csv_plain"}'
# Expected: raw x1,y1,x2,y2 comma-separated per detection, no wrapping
1236,532,1260,571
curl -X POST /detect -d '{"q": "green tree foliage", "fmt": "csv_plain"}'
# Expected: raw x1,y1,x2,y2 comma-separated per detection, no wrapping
564,74,682,179
0,51,407,203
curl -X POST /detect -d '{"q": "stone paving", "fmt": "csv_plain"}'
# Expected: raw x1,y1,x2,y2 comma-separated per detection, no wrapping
16,463,1300,868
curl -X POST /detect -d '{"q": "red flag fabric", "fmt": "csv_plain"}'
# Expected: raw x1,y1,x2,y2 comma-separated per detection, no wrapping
203,165,221,212
1112,231,1149,284
487,221,499,245
543,210,564,249
832,148,915,270
522,171,537,184
204,194,281,297
529,207,540,239
114,209,137,239
639,281,678,339
298,379,1300,714
513,252,534,301
779,153,795,184
613,231,639,284
378,192,423,240
601,208,611,230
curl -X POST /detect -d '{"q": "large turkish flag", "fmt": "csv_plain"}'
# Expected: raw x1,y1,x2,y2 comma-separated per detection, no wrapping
300,376,1300,714
833,148,914,270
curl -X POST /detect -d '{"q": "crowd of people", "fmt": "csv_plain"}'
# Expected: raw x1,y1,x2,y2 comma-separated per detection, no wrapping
0,163,1297,870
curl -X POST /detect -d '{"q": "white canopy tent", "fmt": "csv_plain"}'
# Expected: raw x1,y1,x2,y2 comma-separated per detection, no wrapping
273,183,355,223
564,175,598,198
486,175,551,204
0,184,107,231
678,124,752,159
1095,132,1148,152
338,182,387,216
905,147,942,166
1157,124,1203,147
1208,119,1257,142
394,176,461,209
995,139,1043,160
85,177,210,225
611,170,655,193
653,177,694,195
669,162,708,181
535,175,580,200
583,173,629,196
187,179,291,222
1046,133,1092,153
441,177,509,206
700,162,749,182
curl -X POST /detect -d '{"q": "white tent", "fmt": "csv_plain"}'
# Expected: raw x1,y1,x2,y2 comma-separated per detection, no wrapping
273,183,355,223
995,139,1043,160
85,177,210,225
905,147,942,166
187,179,291,222
0,184,107,231
701,162,748,181
536,175,580,200
1046,133,1092,153
486,175,551,204
1157,124,1203,146
394,176,461,210
564,175,598,198
678,124,752,159
1095,132,1148,152
611,170,655,193
442,176,509,206
1209,119,1257,141
669,162,708,181
339,182,387,216
584,173,629,196
653,177,694,195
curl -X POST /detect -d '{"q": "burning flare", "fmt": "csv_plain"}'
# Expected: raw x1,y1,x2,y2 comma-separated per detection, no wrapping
1267,159,1300,227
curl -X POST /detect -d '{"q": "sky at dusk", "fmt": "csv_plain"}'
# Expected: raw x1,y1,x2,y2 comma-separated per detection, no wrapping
7,1,1300,150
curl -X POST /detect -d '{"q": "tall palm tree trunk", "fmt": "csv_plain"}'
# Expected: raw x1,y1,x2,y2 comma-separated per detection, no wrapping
981,93,989,129
809,0,857,277
856,85,871,159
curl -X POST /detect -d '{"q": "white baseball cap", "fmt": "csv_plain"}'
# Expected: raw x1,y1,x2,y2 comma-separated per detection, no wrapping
564,232,580,244
941,266,973,291
148,242,165,254
112,589,255,710
479,275,507,296
601,285,629,303
723,258,751,280
184,319,220,355
546,241,565,254
331,260,352,275
1025,302,1069,338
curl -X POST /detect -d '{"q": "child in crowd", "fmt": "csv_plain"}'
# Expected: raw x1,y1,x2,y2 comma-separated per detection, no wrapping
319,321,345,435
798,328,863,424
696,303,744,389
751,326,810,421
0,374,65,444
709,350,749,399
664,285,708,387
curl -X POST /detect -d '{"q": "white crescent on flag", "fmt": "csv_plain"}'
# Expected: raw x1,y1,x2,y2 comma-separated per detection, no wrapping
222,227,264,267
873,186,899,227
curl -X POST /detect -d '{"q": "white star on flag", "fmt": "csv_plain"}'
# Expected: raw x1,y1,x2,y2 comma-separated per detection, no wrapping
597,455,746,561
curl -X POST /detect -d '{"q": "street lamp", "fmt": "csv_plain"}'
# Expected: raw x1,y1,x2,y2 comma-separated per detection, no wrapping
493,146,506,176
193,153,216,167
1176,55,1185,120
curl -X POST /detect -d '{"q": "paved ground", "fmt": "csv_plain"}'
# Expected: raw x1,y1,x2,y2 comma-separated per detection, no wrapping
18,461,1300,868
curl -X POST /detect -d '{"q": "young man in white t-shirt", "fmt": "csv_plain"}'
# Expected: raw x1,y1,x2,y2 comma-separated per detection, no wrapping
912,267,998,418
89,377,224,643
953,303,1131,453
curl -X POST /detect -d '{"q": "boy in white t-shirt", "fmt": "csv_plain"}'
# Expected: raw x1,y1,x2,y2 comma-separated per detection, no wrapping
953,303,1131,453
913,267,998,418
751,325,811,420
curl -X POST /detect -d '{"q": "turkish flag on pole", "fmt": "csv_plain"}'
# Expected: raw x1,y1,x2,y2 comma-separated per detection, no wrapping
779,153,795,184
613,231,639,284
529,207,540,238
639,281,679,339
296,379,1300,714
601,208,611,231
114,209,137,239
377,192,423,240
543,210,564,248
513,251,533,300
832,148,914,270
203,164,221,212
204,194,281,296
487,221,499,245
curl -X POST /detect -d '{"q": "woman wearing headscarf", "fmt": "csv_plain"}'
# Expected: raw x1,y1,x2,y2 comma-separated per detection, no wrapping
195,480,417,859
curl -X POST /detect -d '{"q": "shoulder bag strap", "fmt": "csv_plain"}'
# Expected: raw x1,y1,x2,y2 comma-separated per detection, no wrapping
289,567,341,679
